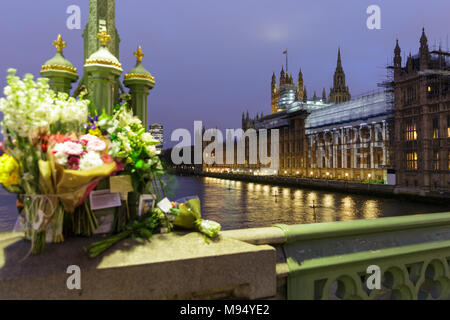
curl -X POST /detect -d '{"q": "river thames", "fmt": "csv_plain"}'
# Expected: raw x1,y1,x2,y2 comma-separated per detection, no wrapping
0,175,449,232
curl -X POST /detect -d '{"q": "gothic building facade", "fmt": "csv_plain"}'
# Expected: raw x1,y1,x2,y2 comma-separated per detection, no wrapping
270,48,349,114
392,28,450,194
206,46,395,185
329,48,351,104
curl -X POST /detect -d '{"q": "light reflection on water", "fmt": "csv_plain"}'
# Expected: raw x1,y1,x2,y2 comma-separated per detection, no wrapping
169,176,449,230
1,175,449,231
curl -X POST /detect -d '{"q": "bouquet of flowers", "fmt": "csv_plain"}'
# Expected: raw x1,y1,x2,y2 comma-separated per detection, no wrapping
96,104,164,196
0,69,92,253
0,69,172,257
157,196,221,239
38,133,118,241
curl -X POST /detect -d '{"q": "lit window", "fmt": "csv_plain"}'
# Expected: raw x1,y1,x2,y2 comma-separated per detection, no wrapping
406,152,418,170
405,121,417,141
447,116,450,138
432,118,439,139
433,152,439,171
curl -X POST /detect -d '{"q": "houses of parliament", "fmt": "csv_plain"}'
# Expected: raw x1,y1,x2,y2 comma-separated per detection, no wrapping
205,29,449,197
270,48,351,115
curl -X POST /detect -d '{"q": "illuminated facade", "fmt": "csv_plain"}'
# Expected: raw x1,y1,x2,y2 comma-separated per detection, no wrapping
149,123,164,152
391,28,450,193
205,48,396,184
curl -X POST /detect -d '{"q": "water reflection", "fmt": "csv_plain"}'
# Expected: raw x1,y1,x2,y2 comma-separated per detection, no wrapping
193,176,449,230
1,176,449,232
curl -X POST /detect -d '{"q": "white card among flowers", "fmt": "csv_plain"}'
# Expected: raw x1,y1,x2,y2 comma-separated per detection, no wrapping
89,189,122,210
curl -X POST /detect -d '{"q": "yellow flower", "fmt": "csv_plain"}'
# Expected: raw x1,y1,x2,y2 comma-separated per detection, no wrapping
0,154,21,187
88,128,103,137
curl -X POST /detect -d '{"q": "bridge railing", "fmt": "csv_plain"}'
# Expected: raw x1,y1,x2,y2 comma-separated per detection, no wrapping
222,212,450,300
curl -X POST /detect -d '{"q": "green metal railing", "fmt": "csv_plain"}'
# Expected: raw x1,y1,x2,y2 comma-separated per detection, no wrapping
275,212,450,300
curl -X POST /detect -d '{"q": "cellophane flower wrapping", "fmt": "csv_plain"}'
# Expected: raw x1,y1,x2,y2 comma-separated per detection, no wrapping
0,69,91,253
168,196,221,238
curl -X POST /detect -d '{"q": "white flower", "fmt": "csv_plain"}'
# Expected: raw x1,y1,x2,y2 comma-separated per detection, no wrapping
79,151,104,170
52,143,69,166
0,69,89,138
146,145,157,157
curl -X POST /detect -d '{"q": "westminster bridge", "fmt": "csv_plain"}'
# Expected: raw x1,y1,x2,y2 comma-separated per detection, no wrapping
1,175,449,299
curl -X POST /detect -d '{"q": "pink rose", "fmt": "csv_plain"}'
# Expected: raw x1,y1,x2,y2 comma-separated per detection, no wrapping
62,141,83,155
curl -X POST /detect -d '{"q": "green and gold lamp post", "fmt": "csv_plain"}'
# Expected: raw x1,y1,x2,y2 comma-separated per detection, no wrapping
40,34,79,94
84,29,123,115
123,46,155,129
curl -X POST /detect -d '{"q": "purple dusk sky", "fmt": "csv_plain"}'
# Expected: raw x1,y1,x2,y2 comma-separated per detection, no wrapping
0,0,449,148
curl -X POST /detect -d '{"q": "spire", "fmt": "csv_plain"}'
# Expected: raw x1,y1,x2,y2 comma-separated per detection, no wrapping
280,65,285,85
271,72,276,83
303,87,307,102
419,27,429,69
337,47,342,69
298,68,303,81
394,39,401,55
313,91,317,101
322,88,327,102
420,27,428,48
330,46,350,104
394,39,402,68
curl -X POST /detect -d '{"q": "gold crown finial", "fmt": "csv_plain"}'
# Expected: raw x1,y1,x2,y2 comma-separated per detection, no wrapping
97,29,111,46
53,34,66,53
134,46,145,63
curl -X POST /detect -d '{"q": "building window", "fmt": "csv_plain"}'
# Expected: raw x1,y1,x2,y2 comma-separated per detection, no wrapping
432,118,439,139
405,121,417,141
406,152,418,170
448,153,450,170
433,152,439,171
407,87,415,105
447,115,450,138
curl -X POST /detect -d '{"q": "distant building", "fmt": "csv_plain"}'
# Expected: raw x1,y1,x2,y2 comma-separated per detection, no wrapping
207,47,395,184
269,48,349,114
149,123,164,151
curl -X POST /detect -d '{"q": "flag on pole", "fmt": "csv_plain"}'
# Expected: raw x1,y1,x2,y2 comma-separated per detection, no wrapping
283,49,287,54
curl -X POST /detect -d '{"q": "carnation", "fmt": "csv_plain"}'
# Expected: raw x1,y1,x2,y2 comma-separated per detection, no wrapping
86,138,106,152
53,143,68,166
79,151,104,170
62,141,83,156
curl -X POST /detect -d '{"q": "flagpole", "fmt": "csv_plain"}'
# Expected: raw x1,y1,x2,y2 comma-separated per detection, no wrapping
286,49,288,73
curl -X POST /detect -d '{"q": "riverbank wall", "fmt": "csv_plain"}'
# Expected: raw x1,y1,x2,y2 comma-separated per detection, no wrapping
171,169,450,204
